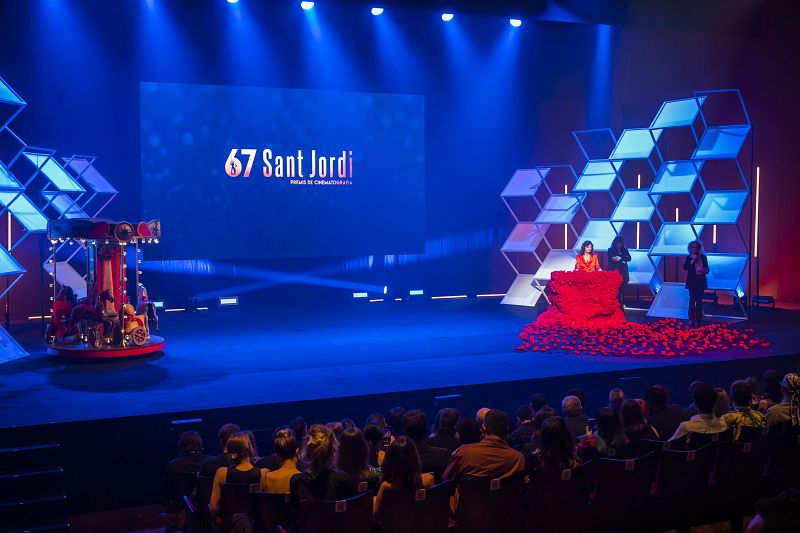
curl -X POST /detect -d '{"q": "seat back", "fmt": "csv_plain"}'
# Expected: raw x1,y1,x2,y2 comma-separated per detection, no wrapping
738,425,769,443
256,492,292,533
765,432,800,496
592,452,658,533
710,440,769,519
455,474,525,533
380,481,451,533
220,483,258,528
194,475,215,533
525,462,596,533
637,438,684,458
298,491,373,533
651,443,716,530
686,428,732,449
172,472,199,501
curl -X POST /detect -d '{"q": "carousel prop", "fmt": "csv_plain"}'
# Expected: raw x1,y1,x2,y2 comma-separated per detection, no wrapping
45,218,165,359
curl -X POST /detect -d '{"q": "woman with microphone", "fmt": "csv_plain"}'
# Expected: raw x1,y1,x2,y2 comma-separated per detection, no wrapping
684,241,709,325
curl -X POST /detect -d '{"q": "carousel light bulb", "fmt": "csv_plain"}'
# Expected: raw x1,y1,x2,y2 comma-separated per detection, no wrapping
137,271,142,275
49,284,53,288
154,239,159,244
68,240,73,245
49,297,54,301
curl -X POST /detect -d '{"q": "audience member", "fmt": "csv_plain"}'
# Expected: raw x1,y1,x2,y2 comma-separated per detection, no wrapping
747,488,800,533
402,409,450,482
529,416,580,472
671,382,729,440
336,427,381,491
580,407,627,459
746,376,766,411
290,417,307,446
763,370,783,411
722,380,767,441
456,417,482,445
766,373,800,427
443,409,524,484
326,421,344,440
562,395,589,440
568,388,588,412
210,431,265,519
363,423,387,467
683,381,703,417
372,436,435,523
644,385,688,439
608,388,625,414
289,424,353,512
366,412,387,428
388,406,406,436
530,393,548,415
510,404,535,449
255,426,290,470
620,399,659,444
713,387,732,418
341,418,357,431
521,406,557,458
475,407,491,426
160,431,206,514
200,423,240,477
261,428,300,493
425,408,461,452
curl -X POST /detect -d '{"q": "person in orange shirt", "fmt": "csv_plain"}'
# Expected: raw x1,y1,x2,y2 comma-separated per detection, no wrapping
574,240,601,272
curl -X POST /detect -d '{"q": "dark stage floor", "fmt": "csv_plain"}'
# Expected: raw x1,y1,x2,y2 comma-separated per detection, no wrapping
2,300,799,429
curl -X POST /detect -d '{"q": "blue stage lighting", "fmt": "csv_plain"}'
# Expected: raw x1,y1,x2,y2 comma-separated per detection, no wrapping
227,0,239,4
301,1,315,10
371,7,384,16
509,18,522,27
441,13,454,22
383,285,388,295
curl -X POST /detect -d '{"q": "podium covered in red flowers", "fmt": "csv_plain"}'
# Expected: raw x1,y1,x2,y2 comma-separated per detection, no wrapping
536,270,625,328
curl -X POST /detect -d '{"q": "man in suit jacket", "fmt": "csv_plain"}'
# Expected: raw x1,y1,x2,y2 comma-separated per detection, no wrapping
562,395,589,440
403,409,451,482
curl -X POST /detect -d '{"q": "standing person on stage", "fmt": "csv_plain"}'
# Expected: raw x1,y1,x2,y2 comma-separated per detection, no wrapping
606,236,631,308
684,240,709,325
574,240,601,272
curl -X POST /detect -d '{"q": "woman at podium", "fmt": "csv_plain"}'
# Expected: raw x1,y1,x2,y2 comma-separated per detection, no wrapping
574,240,601,272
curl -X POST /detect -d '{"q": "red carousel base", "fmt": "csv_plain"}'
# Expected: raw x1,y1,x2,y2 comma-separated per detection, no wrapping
47,335,165,359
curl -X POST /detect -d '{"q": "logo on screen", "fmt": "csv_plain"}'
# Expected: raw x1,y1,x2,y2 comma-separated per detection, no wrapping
225,148,353,186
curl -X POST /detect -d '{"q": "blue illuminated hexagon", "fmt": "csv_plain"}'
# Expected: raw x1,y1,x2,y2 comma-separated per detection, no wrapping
651,161,702,194
0,162,24,191
63,157,118,194
42,191,88,219
573,220,617,251
611,190,657,222
574,161,622,192
610,128,662,160
693,126,750,159
535,194,583,224
502,223,547,253
693,191,748,225
650,223,702,256
628,250,661,285
0,191,48,232
706,253,748,291
0,246,25,276
650,96,706,129
534,249,577,281
501,169,545,198
23,152,85,193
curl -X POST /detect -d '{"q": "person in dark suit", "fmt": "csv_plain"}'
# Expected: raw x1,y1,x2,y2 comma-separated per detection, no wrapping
606,236,632,309
160,431,206,514
425,408,461,452
199,423,240,477
402,409,451,482
510,404,535,449
562,395,589,440
644,385,689,439
684,240,709,325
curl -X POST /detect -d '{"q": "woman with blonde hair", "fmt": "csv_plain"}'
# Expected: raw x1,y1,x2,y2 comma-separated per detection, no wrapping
289,424,353,511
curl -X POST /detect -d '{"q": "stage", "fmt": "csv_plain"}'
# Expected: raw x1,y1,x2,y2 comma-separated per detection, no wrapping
2,299,799,430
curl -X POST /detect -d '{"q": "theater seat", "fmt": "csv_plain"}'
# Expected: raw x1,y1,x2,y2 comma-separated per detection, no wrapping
455,474,525,533
592,452,658,532
256,492,292,533
380,481,451,533
651,443,716,531
298,491,373,533
524,462,596,533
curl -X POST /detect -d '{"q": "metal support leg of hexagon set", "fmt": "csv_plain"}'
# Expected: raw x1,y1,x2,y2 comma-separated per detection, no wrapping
502,89,751,320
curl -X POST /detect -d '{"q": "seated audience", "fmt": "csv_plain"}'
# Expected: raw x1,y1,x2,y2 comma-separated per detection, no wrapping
747,488,800,533
521,406,557,458
261,428,300,493
579,407,627,460
608,388,625,414
341,418,357,431
289,424,353,512
366,412,388,428
568,388,588,412
160,431,206,513
762,370,783,412
722,380,767,440
456,417,482,445
425,408,461,452
372,436,435,523
402,409,451,482
510,404,535,449
766,373,800,427
562,395,589,440
388,406,406,436
326,421,344,440
530,393,548,415
210,431,266,518
336,427,381,491
443,409,524,484
671,382,729,440
290,417,307,447
255,425,290,471
528,416,580,472
683,381,703,417
745,376,766,411
475,407,491,426
200,423,240,477
714,387,732,418
644,385,688,439
363,423,387,466
620,399,659,444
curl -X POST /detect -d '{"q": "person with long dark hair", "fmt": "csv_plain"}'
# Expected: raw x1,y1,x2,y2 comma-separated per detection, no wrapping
606,236,631,308
336,427,381,492
372,436,434,522
530,416,580,471
684,240,709,325
574,240,601,272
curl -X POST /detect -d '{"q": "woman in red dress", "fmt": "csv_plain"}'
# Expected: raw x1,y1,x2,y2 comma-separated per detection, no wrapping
575,240,601,272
